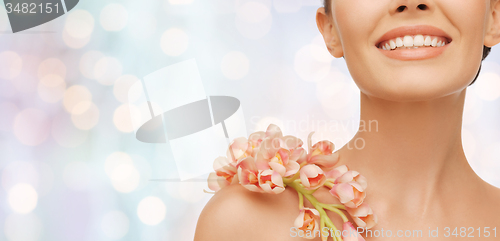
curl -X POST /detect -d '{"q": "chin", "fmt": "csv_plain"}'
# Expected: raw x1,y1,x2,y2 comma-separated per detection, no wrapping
357,76,471,102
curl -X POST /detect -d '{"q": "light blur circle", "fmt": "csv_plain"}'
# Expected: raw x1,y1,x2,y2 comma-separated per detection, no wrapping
8,183,38,214
160,28,189,56
13,109,50,146
62,30,91,49
294,44,332,82
113,104,138,133
113,75,140,103
64,10,95,39
0,51,22,80
137,196,166,225
4,213,43,241
316,71,353,110
110,164,140,193
221,51,249,80
93,57,123,86
51,113,88,148
37,58,66,79
71,102,100,130
101,210,130,240
105,152,134,177
80,51,105,79
63,85,92,114
100,3,129,32
37,74,66,103
474,72,500,101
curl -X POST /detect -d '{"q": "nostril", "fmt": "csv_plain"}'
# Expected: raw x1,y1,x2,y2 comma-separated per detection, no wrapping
397,6,406,12
417,4,428,10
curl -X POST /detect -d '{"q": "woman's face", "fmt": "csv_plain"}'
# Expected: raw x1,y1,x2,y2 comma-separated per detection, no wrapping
318,0,499,102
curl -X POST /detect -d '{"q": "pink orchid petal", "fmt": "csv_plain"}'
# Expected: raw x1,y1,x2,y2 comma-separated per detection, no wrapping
281,135,303,149
284,161,300,177
265,124,283,139
326,165,349,179
308,152,340,169
330,183,355,203
289,147,305,162
307,131,315,154
294,210,306,228
268,162,286,176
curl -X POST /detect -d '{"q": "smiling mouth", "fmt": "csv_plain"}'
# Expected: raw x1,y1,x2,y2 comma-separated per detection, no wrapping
377,35,452,51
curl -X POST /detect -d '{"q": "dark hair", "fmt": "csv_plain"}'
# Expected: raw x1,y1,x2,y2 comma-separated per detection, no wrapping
323,0,491,85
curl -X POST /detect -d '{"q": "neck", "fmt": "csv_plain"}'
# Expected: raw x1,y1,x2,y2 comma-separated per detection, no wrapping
337,89,480,217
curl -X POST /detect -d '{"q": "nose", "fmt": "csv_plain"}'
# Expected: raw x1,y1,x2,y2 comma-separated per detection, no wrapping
390,0,432,15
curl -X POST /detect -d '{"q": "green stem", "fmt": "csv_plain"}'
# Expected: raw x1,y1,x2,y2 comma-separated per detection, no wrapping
298,191,304,209
320,203,349,223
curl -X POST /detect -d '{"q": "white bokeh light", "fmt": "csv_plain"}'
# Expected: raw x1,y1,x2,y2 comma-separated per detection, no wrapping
37,58,66,79
100,3,129,32
1,162,38,192
62,29,92,49
221,51,250,80
0,101,19,132
101,211,130,240
295,44,332,82
13,109,50,146
110,163,140,193
8,183,38,214
80,51,105,79
474,72,500,101
235,1,273,39
63,85,93,114
127,11,157,40
462,128,476,159
64,9,95,39
316,70,354,110
178,182,207,203
37,74,66,103
71,102,100,130
113,75,140,103
168,0,193,4
160,28,189,56
93,56,124,86
113,104,138,133
105,152,134,177
0,51,22,80
137,196,167,225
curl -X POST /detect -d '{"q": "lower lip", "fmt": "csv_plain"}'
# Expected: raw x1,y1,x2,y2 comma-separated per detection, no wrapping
377,43,450,60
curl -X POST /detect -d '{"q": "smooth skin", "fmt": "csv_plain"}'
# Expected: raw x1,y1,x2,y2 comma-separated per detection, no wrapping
194,0,500,240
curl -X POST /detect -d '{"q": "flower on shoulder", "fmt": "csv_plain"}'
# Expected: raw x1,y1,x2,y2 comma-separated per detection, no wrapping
300,164,326,190
345,203,377,229
329,180,366,208
325,165,349,181
294,207,321,237
207,156,238,192
236,156,262,192
258,169,285,194
342,222,366,241
226,137,252,163
248,131,265,157
306,132,340,171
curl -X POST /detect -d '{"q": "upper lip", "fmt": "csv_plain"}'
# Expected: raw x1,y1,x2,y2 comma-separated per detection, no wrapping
375,25,452,47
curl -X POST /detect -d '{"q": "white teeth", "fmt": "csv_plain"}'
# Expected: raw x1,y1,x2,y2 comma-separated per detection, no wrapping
424,36,432,46
389,40,396,49
395,37,404,47
414,35,424,47
431,38,438,47
403,36,413,47
380,35,448,50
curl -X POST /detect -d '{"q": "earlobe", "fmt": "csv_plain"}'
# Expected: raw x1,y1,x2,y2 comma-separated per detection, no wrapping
316,7,344,58
485,0,500,47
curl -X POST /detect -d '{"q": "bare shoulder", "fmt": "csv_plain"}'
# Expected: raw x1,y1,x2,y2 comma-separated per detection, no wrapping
194,184,306,241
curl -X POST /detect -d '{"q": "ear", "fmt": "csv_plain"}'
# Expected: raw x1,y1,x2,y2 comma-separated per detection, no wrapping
316,7,344,58
485,0,500,47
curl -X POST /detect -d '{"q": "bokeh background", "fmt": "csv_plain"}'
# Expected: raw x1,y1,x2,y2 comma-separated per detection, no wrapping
1,0,500,240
